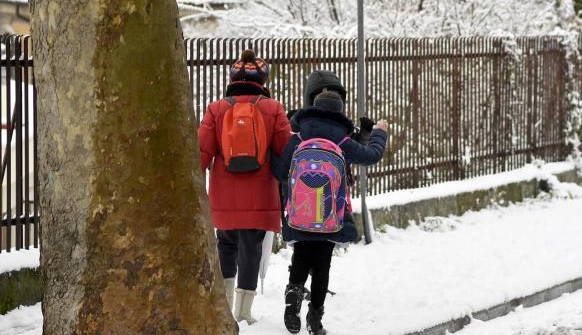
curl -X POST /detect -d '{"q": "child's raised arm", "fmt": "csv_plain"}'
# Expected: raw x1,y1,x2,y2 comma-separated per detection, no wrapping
342,122,389,166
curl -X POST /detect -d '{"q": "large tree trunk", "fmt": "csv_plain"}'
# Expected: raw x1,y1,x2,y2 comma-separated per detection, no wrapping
29,1,237,334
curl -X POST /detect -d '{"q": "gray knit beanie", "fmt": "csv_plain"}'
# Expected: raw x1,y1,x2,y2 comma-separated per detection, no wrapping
313,91,344,113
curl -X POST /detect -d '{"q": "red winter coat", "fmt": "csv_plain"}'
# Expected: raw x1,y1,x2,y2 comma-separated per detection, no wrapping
198,84,291,232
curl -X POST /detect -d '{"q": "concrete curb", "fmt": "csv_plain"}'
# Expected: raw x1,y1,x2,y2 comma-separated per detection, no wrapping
404,277,582,335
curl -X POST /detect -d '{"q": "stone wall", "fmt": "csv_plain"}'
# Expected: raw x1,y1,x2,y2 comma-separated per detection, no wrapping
0,267,42,314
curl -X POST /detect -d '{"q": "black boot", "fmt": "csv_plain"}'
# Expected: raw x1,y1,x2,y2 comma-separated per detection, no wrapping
284,284,304,334
306,303,327,335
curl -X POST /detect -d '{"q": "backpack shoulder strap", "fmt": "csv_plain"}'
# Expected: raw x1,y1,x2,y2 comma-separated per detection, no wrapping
251,95,263,104
224,95,263,106
338,136,350,146
224,96,237,106
296,135,349,148
336,137,351,158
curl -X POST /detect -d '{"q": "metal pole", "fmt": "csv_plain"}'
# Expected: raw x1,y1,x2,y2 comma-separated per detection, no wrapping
357,0,372,244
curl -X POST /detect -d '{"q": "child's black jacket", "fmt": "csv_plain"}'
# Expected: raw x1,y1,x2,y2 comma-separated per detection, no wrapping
272,106,388,244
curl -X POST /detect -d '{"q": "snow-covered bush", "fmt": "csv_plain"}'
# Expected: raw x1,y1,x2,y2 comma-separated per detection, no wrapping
180,0,582,39
558,30,582,174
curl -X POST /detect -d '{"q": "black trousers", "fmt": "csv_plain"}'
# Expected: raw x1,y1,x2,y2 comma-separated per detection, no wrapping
289,240,335,309
216,229,266,291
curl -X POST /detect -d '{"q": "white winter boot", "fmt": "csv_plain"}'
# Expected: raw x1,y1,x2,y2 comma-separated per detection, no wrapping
224,277,235,311
234,288,257,324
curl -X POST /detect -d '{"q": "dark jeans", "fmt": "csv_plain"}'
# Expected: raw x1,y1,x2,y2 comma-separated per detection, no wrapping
289,240,335,309
216,229,266,291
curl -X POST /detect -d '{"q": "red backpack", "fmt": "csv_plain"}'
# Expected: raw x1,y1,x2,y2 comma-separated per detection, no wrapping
221,96,268,172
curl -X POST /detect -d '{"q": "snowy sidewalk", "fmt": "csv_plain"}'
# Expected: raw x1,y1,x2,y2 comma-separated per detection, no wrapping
245,190,582,335
1,169,582,335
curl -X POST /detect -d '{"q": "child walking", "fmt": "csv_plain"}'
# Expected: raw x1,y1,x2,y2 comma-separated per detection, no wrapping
273,91,389,334
198,49,291,324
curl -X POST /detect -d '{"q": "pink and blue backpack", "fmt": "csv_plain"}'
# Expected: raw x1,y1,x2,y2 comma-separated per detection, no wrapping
286,136,349,233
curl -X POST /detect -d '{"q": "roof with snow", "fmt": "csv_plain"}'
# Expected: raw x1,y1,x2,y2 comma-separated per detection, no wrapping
0,0,28,5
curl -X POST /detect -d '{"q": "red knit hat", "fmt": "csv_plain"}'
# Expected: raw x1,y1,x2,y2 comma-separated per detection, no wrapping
230,49,269,86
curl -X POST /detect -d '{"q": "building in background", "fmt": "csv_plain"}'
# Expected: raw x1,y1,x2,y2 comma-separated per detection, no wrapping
0,0,29,35
1,0,238,37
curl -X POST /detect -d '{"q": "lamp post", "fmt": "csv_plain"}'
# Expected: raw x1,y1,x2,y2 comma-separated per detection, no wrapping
357,0,372,244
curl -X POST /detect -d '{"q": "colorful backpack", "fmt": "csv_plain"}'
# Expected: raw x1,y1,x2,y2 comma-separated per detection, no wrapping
286,136,349,233
221,96,268,172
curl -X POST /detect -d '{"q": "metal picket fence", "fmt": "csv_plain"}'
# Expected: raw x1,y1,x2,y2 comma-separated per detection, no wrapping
185,36,571,195
1,34,576,252
1,34,37,253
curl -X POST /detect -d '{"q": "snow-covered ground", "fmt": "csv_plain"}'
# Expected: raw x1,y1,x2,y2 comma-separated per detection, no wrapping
1,162,582,335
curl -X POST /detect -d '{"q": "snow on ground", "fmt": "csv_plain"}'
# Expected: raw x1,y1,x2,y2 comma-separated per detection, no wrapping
1,162,582,335
0,305,42,335
243,193,582,335
0,248,38,273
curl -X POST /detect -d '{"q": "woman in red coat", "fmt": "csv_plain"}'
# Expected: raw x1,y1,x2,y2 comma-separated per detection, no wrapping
198,49,291,324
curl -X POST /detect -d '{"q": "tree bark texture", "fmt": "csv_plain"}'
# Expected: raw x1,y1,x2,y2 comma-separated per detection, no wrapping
30,0,237,334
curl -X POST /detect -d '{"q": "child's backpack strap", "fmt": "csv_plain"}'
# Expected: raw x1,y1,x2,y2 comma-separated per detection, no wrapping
337,136,350,147
224,95,262,106
297,134,350,146
224,96,236,106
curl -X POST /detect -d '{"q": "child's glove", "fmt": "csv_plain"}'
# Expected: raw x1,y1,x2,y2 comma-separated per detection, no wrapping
359,117,375,133
352,117,375,145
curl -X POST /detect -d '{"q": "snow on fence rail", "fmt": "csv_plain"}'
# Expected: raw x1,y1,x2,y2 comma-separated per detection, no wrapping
1,34,580,253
